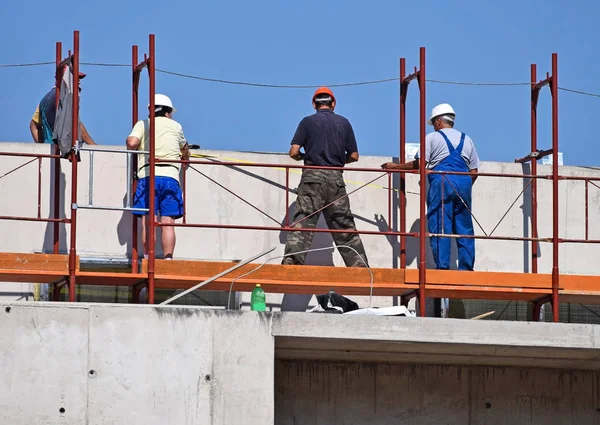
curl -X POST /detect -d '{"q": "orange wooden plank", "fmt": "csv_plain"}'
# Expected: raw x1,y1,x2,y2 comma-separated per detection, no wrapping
35,257,596,304
75,271,146,286
152,275,415,296
145,259,403,285
560,274,600,292
0,253,77,283
0,270,66,284
405,268,554,289
0,252,72,271
143,259,411,296
426,285,550,301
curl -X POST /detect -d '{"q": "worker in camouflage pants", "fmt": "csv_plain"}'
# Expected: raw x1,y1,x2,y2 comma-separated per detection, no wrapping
282,87,369,268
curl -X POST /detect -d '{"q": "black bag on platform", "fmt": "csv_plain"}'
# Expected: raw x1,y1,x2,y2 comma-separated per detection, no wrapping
314,291,359,314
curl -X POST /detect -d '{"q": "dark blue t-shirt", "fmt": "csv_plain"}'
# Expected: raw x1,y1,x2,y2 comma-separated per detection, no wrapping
291,109,358,167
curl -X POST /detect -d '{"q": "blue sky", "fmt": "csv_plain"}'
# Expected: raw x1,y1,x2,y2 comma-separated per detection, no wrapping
1,0,598,166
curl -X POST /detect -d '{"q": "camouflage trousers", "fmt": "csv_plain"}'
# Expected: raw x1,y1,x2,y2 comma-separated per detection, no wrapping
282,169,369,267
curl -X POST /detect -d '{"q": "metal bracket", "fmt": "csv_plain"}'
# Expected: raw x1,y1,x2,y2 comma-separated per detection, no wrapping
514,148,553,164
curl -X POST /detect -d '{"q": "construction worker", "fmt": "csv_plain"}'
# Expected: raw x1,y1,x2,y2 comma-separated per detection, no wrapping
382,103,480,271
282,87,369,267
29,68,96,145
126,94,190,260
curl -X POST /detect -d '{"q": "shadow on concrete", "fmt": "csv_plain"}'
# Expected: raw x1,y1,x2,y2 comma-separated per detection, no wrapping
116,193,146,264
198,156,381,228
43,160,67,254
520,163,541,273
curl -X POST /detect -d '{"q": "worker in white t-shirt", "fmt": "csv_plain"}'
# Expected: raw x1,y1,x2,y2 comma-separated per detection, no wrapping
126,94,190,260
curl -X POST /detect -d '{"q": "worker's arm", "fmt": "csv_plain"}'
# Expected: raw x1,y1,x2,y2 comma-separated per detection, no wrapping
30,120,41,143
470,168,478,183
126,120,144,150
346,152,359,164
381,160,419,170
79,122,96,145
126,136,141,150
345,122,359,164
289,144,305,161
180,143,190,161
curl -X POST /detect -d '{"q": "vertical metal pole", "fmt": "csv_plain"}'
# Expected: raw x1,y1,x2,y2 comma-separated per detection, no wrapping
418,47,427,317
399,58,407,269
530,64,539,274
131,45,139,274
387,172,392,232
68,30,80,303
126,153,132,208
182,166,187,224
37,157,42,219
53,42,62,255
285,167,290,227
551,53,560,322
148,34,156,304
441,176,444,234
585,180,589,240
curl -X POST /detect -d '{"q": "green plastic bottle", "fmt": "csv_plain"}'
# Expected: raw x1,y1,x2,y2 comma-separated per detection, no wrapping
250,284,266,311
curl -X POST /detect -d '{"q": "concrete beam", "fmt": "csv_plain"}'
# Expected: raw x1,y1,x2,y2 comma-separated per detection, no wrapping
272,313,600,370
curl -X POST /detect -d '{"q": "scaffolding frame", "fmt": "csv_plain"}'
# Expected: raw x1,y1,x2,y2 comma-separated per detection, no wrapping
0,33,599,322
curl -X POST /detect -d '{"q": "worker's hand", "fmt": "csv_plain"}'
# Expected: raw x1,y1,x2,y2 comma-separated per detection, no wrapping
381,162,395,169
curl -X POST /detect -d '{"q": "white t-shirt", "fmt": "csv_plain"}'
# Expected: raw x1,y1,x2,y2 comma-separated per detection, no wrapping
129,116,187,182
415,128,480,170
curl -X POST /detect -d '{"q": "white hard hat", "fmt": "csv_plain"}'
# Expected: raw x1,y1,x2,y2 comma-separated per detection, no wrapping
150,93,177,113
427,103,455,125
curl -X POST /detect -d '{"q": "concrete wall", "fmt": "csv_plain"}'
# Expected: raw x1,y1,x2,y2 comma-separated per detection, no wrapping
0,302,274,425
1,142,599,311
2,301,600,424
275,361,600,425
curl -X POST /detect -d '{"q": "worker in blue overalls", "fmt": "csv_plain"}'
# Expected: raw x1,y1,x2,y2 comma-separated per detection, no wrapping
382,103,480,315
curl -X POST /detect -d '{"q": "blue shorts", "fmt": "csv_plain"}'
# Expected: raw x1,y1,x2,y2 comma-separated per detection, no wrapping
133,176,184,219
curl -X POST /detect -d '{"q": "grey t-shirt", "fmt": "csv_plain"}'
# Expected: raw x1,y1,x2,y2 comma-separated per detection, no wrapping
415,128,480,170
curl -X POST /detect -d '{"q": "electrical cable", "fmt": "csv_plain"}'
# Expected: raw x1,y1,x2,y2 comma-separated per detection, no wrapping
226,245,374,311
1,60,599,97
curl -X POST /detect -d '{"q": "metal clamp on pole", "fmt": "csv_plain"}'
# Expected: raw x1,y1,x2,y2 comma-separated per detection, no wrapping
514,148,553,164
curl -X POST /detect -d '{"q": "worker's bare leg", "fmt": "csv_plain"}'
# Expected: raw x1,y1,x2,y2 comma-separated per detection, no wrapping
161,216,176,259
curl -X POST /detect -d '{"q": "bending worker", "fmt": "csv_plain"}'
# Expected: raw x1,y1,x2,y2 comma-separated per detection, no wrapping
282,87,369,268
126,94,190,260
382,103,480,271
30,68,96,145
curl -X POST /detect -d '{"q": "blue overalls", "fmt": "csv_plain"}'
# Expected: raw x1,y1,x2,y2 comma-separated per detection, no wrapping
427,130,475,271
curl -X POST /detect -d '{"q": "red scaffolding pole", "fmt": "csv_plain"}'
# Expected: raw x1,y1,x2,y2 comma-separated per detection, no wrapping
131,35,157,304
515,53,560,322
131,45,140,277
53,43,63,255
148,34,157,304
67,30,81,302
397,47,427,316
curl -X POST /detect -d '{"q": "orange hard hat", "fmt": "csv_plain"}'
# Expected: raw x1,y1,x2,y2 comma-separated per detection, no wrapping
312,86,336,103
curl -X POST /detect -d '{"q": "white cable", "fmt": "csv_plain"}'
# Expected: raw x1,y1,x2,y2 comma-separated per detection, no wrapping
226,245,374,310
